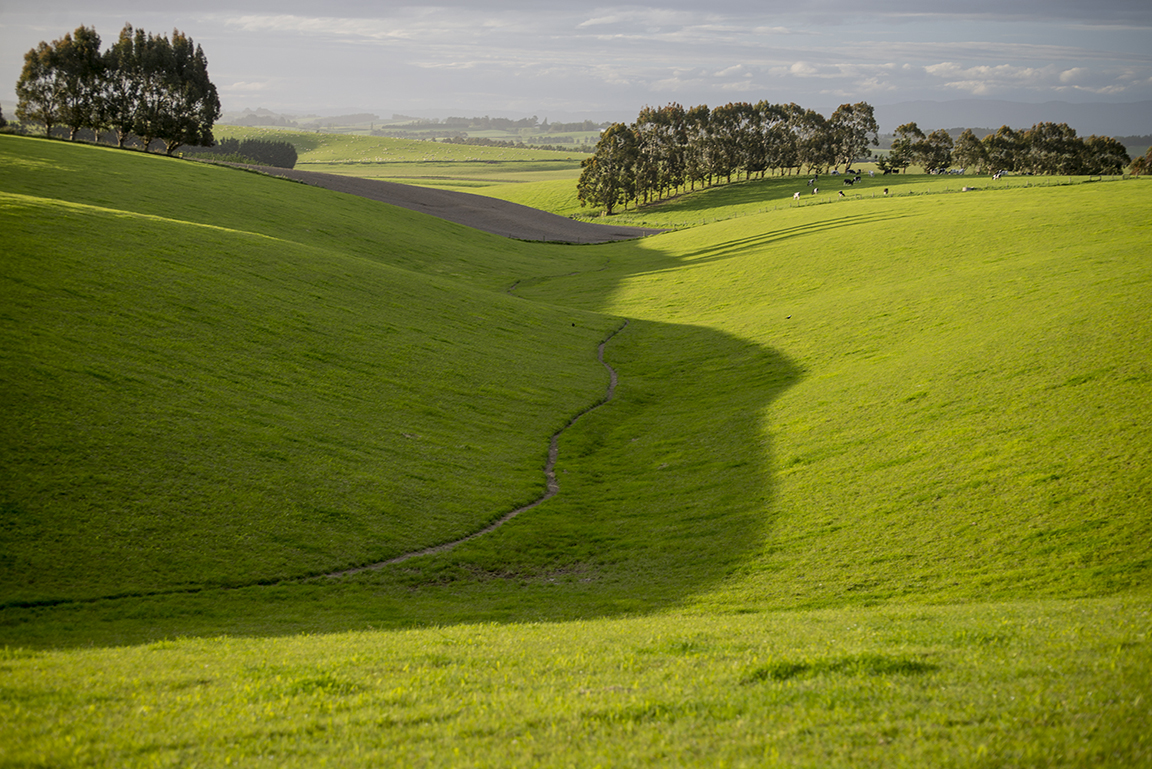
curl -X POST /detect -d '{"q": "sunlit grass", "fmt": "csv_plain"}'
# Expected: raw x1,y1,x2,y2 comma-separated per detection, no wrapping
2,134,1150,766
2,598,1149,767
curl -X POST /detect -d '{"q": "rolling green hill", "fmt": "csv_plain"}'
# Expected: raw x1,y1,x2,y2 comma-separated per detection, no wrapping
2,134,1150,767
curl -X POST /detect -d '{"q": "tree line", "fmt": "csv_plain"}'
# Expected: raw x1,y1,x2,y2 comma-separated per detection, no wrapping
184,137,298,169
433,135,591,153
887,122,1131,176
577,101,1139,215
15,24,220,155
578,101,880,214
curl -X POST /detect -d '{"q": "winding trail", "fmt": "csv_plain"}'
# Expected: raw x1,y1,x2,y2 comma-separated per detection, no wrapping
324,320,629,578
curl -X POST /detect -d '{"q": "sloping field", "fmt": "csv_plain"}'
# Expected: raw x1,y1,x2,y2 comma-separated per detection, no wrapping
1,136,623,605
2,135,1150,766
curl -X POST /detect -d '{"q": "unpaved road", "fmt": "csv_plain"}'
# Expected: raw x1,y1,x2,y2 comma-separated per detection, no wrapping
242,165,665,243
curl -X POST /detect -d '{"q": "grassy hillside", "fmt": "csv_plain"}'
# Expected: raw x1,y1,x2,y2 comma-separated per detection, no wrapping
1,136,621,606
2,135,1150,766
519,181,1152,610
483,167,1128,227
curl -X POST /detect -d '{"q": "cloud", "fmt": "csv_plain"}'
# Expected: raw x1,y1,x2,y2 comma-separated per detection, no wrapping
2,2,1150,117
222,80,272,93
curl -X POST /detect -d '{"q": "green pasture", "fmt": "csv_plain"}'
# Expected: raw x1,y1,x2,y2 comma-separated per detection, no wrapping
2,134,1150,766
4,598,1148,767
213,126,583,190
214,126,572,163
483,167,1130,229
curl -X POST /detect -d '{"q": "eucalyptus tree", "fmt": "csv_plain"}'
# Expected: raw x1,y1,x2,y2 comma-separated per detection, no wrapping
920,128,954,172
633,104,687,203
15,42,64,136
659,102,689,195
828,101,879,170
951,128,986,172
889,122,924,173
577,122,638,215
794,108,833,174
129,29,176,149
632,106,662,204
103,25,146,148
1131,147,1152,176
1024,122,1081,175
773,103,807,175
1082,135,1130,175
683,104,711,189
982,126,1025,173
53,26,106,141
156,30,220,154
707,103,744,183
753,101,790,178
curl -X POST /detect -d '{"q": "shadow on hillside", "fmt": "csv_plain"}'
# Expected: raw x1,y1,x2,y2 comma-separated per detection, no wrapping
0,187,803,649
342,318,802,627
2,327,799,649
649,210,911,272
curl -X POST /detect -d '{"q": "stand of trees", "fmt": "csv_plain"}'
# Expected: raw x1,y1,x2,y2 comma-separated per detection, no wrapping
578,101,878,214
886,121,1130,176
15,24,220,156
1131,147,1152,176
185,137,298,169
434,135,591,153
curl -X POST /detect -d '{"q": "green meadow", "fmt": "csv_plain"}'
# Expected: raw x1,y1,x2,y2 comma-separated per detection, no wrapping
213,126,583,190
2,134,1150,767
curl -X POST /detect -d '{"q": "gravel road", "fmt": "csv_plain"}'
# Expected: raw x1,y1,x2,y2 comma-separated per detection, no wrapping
242,165,665,243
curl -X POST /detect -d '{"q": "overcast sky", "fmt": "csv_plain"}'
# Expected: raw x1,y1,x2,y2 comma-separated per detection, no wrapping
2,1,1151,121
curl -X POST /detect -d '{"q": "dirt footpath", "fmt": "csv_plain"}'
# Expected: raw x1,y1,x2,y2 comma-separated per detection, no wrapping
242,165,665,244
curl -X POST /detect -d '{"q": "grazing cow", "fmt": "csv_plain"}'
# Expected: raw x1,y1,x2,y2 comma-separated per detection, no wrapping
812,187,818,195
838,191,845,198
844,178,855,186
883,188,889,195
869,170,875,177
793,191,801,200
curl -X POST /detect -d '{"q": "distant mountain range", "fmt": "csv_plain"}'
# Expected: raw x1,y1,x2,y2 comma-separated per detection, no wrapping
871,100,1152,138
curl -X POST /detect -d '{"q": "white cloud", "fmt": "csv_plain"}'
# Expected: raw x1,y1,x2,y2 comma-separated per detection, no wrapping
222,80,272,93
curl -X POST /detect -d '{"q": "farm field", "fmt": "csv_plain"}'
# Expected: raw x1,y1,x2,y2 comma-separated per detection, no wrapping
2,134,1150,767
212,126,583,190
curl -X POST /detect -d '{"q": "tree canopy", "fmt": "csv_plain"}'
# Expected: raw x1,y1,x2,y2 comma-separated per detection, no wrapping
15,24,220,155
577,100,879,214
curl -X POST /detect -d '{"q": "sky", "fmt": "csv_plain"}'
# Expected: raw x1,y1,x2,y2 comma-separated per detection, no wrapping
2,0,1151,123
